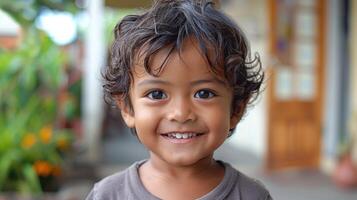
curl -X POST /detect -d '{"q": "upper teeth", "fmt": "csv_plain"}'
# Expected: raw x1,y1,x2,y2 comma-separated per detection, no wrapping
167,133,198,139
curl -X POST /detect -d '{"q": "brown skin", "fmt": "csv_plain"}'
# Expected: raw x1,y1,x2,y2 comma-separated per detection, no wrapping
118,38,241,199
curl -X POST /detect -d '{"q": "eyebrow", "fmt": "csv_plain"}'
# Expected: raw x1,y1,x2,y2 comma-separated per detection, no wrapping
137,79,172,87
137,78,227,87
190,78,227,86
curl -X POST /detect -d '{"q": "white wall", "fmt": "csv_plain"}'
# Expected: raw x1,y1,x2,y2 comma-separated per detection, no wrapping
229,91,268,157
222,0,268,158
0,9,20,36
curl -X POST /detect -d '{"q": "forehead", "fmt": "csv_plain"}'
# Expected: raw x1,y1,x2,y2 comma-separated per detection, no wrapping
133,38,225,81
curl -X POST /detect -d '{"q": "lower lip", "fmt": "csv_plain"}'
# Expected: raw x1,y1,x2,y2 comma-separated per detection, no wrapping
161,135,203,144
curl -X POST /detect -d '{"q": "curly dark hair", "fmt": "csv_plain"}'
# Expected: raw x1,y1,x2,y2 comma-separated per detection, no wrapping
104,0,264,125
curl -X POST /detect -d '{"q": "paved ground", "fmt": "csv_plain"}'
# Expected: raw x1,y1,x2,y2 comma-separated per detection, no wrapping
48,129,357,200
258,170,357,200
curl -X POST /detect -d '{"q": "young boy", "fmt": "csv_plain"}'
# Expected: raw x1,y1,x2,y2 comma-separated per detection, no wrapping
86,0,272,199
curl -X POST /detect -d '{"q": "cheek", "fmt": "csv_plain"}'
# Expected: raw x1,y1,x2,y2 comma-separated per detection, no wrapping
201,103,231,131
133,104,161,134
212,113,231,132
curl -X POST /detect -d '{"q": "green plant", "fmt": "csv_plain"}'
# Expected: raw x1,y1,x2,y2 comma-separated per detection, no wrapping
0,0,79,28
0,28,73,193
0,0,81,194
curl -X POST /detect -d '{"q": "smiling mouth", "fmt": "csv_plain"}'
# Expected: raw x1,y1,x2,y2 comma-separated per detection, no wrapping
161,132,204,139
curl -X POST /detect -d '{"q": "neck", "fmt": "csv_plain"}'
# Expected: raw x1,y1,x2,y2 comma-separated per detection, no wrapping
142,152,222,180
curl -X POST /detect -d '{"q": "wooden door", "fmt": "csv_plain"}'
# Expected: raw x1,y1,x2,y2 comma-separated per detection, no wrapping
267,0,326,170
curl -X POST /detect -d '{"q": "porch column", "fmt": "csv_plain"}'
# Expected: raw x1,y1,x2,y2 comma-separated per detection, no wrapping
83,0,105,162
350,0,357,163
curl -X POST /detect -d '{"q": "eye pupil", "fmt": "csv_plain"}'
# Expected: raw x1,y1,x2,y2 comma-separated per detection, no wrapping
199,90,209,98
149,90,166,99
195,90,214,99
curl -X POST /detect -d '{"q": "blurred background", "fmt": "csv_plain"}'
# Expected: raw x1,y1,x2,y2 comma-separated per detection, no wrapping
0,0,357,199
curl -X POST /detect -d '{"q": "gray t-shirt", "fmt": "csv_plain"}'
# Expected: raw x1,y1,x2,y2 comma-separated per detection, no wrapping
86,160,272,200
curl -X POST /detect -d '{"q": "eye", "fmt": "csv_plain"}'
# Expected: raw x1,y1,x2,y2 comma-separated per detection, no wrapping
194,89,216,99
146,90,167,100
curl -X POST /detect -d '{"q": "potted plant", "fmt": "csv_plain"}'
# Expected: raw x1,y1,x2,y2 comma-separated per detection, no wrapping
333,111,357,188
0,125,73,193
0,0,82,196
0,28,74,194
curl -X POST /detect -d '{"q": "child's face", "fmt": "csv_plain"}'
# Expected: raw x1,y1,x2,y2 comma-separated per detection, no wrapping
119,39,240,167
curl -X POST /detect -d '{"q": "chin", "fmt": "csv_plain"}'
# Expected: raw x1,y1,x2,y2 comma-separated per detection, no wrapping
164,154,211,167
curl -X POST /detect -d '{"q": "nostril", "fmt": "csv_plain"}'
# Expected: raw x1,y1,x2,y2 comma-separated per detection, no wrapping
167,112,196,123
166,99,197,123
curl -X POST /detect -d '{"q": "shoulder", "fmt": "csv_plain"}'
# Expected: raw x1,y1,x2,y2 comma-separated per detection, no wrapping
96,168,129,191
85,164,136,200
236,170,272,199
224,163,273,200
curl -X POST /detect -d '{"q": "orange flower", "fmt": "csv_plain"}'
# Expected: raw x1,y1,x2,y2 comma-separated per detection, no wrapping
21,133,37,149
52,165,62,177
39,126,52,144
33,160,52,177
56,137,69,150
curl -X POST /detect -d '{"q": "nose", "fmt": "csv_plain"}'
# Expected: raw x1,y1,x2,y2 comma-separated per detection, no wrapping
167,96,196,123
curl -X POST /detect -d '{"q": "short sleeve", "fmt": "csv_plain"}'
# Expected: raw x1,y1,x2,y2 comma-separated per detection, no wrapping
264,193,273,200
85,185,96,200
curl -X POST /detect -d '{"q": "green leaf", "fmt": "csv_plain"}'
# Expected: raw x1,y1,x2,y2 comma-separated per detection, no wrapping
0,130,13,155
23,164,42,194
0,153,12,189
0,150,19,190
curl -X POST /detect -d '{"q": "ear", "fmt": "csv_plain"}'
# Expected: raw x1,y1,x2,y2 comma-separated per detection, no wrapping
229,101,247,130
116,98,135,128
229,113,241,130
